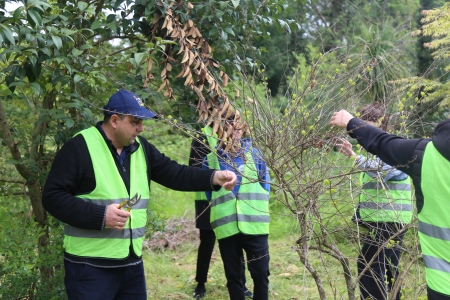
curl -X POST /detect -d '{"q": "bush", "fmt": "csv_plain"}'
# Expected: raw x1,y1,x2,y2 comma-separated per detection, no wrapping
0,196,66,300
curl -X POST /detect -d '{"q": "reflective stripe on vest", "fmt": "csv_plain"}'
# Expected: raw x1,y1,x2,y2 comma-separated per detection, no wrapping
207,151,269,240
359,171,413,224
419,142,450,295
194,126,218,201
63,127,150,259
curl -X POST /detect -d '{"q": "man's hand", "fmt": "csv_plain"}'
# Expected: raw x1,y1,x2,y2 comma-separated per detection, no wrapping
105,204,130,230
329,110,354,128
212,170,237,191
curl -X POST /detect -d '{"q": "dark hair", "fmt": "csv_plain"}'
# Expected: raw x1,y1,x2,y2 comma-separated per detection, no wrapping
359,102,389,131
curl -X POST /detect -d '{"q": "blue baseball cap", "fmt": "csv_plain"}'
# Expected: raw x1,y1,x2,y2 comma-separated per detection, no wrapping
103,90,157,119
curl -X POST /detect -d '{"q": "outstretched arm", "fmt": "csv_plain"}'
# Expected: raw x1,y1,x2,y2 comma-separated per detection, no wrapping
329,109,427,175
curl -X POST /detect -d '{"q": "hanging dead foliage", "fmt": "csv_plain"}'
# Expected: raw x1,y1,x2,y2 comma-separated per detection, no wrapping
147,0,249,152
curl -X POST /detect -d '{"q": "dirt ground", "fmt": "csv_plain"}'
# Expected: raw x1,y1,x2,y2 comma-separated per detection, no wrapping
143,216,199,252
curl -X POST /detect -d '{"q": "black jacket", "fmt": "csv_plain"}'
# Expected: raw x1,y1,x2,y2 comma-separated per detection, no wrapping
346,118,450,213
189,134,214,230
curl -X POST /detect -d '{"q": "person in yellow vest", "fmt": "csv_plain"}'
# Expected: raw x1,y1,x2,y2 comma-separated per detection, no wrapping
42,90,237,300
335,102,412,300
202,118,270,300
189,125,252,299
330,107,450,300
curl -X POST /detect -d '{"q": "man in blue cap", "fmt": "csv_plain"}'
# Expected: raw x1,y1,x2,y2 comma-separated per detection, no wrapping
42,90,237,300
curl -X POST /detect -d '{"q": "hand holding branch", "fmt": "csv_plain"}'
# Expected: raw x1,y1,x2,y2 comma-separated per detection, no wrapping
335,138,356,158
213,170,237,191
329,110,354,128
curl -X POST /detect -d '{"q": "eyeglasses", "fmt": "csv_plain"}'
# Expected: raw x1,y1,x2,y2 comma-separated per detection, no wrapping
130,119,145,129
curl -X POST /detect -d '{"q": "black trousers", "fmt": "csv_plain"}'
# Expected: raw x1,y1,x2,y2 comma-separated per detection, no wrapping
195,229,247,286
195,229,216,284
64,260,146,300
218,234,270,300
358,223,405,300
428,287,450,300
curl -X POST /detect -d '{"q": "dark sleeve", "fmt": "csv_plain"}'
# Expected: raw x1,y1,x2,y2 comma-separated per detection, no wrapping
347,118,427,176
188,134,211,168
142,139,218,191
42,136,106,230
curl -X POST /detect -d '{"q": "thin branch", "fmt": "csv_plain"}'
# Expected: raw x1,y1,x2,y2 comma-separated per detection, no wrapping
0,177,26,184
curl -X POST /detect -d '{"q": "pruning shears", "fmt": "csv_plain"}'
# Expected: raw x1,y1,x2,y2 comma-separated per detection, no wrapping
118,192,141,212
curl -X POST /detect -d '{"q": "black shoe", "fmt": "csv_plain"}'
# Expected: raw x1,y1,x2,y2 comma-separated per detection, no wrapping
244,288,253,299
193,286,206,299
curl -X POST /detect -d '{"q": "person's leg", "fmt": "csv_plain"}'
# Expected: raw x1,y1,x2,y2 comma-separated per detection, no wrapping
218,235,246,300
196,229,216,283
240,248,247,287
384,223,406,300
64,260,120,300
357,227,387,300
239,249,253,298
194,229,216,297
114,262,147,300
241,234,270,300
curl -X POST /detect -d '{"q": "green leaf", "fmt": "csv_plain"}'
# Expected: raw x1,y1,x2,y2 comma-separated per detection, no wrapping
278,20,291,34
54,112,67,119
128,57,137,68
77,2,88,11
28,10,43,27
134,52,145,66
13,7,24,23
30,82,42,95
51,35,62,49
219,2,227,10
8,81,26,88
80,44,93,50
25,49,38,56
16,67,26,80
24,63,36,82
209,27,218,36
41,47,52,57
221,30,228,41
28,55,37,66
91,20,102,30
25,32,34,43
72,48,84,57
231,0,240,8
224,27,235,36
65,118,75,129
74,74,82,83
31,62,41,78
60,28,77,35
215,10,225,19
5,75,16,93
63,60,73,74
31,1,52,11
0,24,16,44
106,22,117,33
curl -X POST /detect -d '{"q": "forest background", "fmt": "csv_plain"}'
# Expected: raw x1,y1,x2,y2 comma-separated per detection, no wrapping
1,0,450,299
